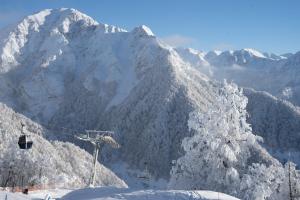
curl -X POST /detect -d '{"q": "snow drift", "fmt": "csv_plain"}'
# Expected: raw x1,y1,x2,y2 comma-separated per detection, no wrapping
61,187,240,200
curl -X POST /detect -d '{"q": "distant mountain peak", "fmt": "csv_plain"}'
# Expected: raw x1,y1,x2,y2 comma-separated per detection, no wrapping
24,8,99,28
132,25,155,37
239,48,266,58
211,50,222,55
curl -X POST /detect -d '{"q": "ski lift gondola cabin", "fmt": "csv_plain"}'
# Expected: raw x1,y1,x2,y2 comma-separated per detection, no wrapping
18,123,33,150
18,135,33,149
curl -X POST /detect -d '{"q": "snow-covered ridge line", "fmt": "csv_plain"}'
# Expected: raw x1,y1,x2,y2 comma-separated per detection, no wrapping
204,48,292,61
176,47,293,62
176,44,300,106
0,8,116,72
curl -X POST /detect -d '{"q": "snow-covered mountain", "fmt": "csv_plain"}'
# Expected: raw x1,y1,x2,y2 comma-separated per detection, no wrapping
0,8,130,124
244,88,300,164
178,47,300,106
0,8,299,199
0,8,217,177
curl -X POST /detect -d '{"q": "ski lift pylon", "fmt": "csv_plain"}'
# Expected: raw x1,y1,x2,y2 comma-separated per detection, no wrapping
76,130,120,187
138,162,151,180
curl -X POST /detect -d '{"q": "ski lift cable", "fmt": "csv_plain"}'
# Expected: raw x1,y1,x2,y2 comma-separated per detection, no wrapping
28,118,118,139
16,120,122,161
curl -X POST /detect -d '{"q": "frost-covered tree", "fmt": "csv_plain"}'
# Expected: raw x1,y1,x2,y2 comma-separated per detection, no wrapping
240,163,285,200
241,161,300,200
283,162,300,200
168,81,296,199
169,81,256,193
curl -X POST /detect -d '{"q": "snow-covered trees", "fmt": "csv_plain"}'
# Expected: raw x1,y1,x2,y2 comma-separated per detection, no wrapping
168,81,299,199
244,88,300,166
241,161,300,200
169,81,253,194
240,163,285,200
284,162,300,200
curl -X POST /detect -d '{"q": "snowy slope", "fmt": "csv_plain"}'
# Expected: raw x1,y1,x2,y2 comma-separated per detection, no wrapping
0,188,240,200
0,191,31,200
99,46,218,179
61,187,240,200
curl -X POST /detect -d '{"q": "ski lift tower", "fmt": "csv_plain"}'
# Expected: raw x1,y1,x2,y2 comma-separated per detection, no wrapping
76,130,120,187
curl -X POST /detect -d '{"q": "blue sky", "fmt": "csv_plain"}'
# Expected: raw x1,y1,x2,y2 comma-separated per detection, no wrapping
0,0,299,54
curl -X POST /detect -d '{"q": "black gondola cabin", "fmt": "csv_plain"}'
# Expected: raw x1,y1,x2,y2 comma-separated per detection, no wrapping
18,135,33,149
